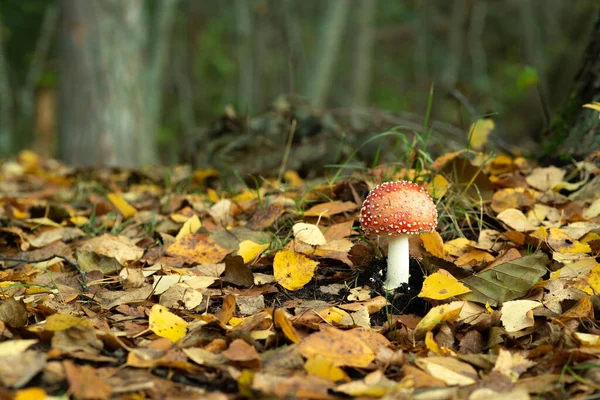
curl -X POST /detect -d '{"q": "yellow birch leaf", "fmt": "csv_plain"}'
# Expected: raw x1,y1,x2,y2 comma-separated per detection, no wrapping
69,216,89,226
107,193,137,219
321,307,349,324
175,215,201,241
424,174,449,199
468,118,495,150
284,170,304,186
421,231,446,258
547,227,591,254
299,326,374,368
418,272,471,300
274,308,300,344
443,238,473,257
148,304,188,343
583,102,600,118
207,188,220,203
15,388,47,400
414,301,465,338
573,265,600,295
238,240,270,264
305,355,349,382
45,313,93,331
273,249,318,290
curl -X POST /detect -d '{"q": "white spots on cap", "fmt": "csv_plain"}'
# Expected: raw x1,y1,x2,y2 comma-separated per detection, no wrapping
359,180,438,235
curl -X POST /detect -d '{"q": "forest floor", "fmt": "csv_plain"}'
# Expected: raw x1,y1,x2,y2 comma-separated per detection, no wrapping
1,143,600,399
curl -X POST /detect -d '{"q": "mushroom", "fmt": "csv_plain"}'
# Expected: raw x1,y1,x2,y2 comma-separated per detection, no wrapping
359,181,438,290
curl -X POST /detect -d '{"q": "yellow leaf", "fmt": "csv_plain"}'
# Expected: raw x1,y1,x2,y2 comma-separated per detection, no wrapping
175,215,201,240
237,240,270,264
207,188,220,203
455,249,494,266
573,265,600,295
420,231,446,258
418,271,471,300
107,193,137,219
583,102,600,119
45,313,93,331
321,307,349,324
443,238,473,257
192,168,219,184
299,326,374,368
305,355,349,382
273,249,318,290
424,174,449,199
414,301,464,338
15,388,47,400
274,308,300,344
468,118,495,151
425,331,454,356
69,216,89,226
489,154,514,176
148,304,188,343
12,209,29,219
284,170,304,186
547,227,591,254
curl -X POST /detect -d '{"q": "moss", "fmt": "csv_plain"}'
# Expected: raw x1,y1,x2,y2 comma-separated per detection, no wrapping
544,89,585,156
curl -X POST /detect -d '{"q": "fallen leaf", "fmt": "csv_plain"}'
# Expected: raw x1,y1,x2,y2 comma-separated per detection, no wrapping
419,271,471,300
462,252,548,306
299,326,374,368
273,249,318,291
415,356,478,386
292,222,326,246
421,231,446,258
167,233,231,265
107,192,137,219
304,201,358,218
148,304,188,343
237,240,270,264
414,301,465,339
500,300,541,332
497,209,537,232
304,355,349,382
175,215,201,240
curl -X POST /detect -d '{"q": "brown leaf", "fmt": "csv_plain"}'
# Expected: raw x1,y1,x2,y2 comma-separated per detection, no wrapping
167,233,231,265
221,339,261,369
304,201,358,218
222,255,254,287
0,298,28,328
64,360,112,399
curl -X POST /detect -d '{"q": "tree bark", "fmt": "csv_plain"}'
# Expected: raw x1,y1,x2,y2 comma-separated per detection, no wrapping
0,11,13,156
58,0,177,168
351,0,375,106
305,0,350,107
548,11,600,157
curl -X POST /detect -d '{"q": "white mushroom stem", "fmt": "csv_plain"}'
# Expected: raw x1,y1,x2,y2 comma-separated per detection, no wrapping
384,234,409,290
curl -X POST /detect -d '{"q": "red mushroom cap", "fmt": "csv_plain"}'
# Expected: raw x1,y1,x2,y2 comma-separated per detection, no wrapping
359,181,438,235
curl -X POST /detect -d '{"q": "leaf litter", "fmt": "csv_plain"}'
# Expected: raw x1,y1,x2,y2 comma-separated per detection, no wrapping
0,148,599,398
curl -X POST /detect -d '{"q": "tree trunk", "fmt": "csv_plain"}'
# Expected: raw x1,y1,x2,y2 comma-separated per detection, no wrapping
58,0,177,168
0,11,14,156
547,12,600,157
351,0,375,106
305,0,350,107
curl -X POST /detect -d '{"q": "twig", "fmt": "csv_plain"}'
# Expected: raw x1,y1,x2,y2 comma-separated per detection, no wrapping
0,254,88,292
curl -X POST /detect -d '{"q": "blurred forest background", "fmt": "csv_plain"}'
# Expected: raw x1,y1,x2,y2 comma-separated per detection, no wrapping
0,0,599,175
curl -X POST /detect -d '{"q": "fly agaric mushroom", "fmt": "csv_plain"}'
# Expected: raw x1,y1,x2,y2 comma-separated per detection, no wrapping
359,181,438,290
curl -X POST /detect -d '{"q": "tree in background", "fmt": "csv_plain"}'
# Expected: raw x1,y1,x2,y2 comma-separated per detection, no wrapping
58,0,177,167
548,11,600,158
